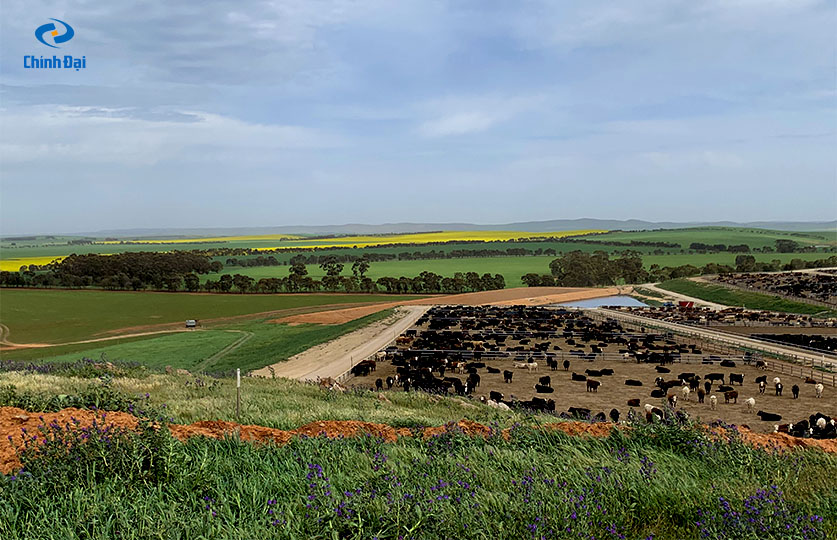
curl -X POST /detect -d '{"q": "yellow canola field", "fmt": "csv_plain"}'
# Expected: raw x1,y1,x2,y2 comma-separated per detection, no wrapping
98,234,304,244
0,256,65,272
251,229,606,250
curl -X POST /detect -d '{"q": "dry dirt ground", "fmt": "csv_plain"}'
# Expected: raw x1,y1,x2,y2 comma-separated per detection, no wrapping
2,407,835,475
348,333,836,434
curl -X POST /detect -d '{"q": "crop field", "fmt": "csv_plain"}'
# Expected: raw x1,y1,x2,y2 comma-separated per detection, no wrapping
0,373,834,539
0,289,418,345
207,252,833,289
588,227,836,250
3,310,395,373
0,230,601,264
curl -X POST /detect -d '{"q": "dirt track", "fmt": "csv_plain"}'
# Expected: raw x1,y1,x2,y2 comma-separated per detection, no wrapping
2,406,834,475
252,306,430,380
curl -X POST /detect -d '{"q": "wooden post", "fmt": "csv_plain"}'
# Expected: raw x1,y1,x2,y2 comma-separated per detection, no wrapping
236,368,241,422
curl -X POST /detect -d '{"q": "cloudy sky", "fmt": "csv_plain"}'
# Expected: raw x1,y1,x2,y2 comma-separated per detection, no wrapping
1,0,835,235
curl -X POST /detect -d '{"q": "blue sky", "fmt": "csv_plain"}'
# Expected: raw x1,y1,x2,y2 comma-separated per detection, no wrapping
1,0,835,235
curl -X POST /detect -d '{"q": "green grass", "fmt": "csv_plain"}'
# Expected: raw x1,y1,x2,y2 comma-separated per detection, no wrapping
205,252,832,288
657,279,837,316
0,374,834,539
2,310,396,373
588,226,836,249
0,289,417,344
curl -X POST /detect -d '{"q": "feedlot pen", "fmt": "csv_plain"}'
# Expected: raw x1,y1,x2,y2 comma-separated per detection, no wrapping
347,306,836,433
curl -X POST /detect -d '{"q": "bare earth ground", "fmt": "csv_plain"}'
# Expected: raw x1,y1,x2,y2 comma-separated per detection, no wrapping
252,306,430,381
2,407,834,475
350,356,836,434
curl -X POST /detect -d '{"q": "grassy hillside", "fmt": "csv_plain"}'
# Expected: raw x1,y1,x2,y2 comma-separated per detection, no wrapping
657,279,837,316
0,373,834,539
587,227,836,249
0,289,415,344
206,252,832,289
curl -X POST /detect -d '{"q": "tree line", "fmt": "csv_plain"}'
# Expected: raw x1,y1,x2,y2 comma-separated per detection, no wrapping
521,251,837,287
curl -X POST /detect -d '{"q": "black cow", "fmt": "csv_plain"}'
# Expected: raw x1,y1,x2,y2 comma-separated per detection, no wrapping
609,409,620,423
489,391,504,402
467,373,480,388
792,385,800,399
486,366,500,374
593,412,607,422
539,375,551,387
706,373,725,385
600,368,615,376
563,360,570,371
535,384,554,394
503,370,513,383
755,375,767,385
729,373,744,386
625,379,643,386
757,411,782,422
775,382,783,397
655,366,671,374
704,381,712,394
720,360,736,368
375,378,383,391
571,372,587,382
548,359,558,371
650,389,665,398
718,385,734,393
697,389,705,403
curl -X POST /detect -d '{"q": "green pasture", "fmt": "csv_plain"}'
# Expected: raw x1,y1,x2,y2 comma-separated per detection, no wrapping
657,279,837,317
587,227,836,249
0,289,416,344
1,310,395,373
4,227,835,265
208,252,832,288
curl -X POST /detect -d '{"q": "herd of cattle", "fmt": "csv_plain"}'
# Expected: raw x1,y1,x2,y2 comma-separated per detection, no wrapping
714,272,837,305
349,305,835,439
607,305,836,328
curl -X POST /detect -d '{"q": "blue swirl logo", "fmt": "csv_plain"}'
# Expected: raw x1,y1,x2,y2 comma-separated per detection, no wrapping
35,19,74,49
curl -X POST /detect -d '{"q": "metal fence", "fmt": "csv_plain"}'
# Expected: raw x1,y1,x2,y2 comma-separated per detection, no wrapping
590,308,837,386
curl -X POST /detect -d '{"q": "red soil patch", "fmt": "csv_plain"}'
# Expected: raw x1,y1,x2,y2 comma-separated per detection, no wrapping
543,422,617,437
2,407,834,475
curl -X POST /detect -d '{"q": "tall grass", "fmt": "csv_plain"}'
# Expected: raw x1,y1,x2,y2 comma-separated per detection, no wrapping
0,412,833,539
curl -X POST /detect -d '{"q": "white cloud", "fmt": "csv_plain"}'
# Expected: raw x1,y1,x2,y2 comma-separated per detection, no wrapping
0,105,342,166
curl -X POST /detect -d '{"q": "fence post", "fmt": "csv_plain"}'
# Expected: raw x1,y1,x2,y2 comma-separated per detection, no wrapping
236,368,241,422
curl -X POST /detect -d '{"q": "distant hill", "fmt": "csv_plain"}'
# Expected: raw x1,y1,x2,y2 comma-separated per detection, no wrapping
75,219,836,238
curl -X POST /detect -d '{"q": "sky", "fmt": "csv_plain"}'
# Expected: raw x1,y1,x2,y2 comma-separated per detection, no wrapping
0,0,835,235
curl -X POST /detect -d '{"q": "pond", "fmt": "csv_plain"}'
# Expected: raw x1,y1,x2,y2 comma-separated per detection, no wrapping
555,295,648,308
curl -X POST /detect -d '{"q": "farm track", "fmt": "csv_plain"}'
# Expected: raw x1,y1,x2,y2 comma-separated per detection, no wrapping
195,330,254,371
2,406,835,475
253,306,430,381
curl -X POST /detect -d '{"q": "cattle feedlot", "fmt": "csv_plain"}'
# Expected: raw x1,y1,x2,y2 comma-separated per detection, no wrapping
348,305,837,434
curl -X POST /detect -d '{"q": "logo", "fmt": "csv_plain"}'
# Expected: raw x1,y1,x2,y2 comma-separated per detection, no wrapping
25,18,86,71
35,18,74,48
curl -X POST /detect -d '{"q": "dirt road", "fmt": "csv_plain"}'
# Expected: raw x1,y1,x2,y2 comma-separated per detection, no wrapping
252,305,430,381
